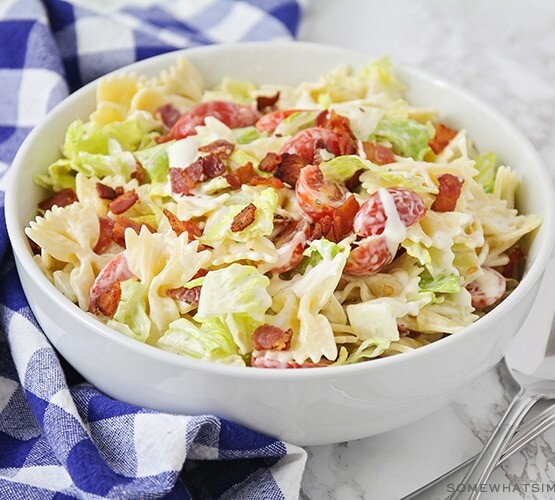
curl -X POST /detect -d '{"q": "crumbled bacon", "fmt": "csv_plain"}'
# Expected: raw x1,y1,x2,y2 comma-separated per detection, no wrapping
198,139,235,159
162,208,202,240
309,215,333,242
96,182,120,200
167,285,202,306
225,162,257,189
258,152,281,173
90,282,122,316
109,190,139,215
316,109,357,142
93,216,115,254
502,247,525,278
345,170,363,192
112,216,155,247
274,153,309,186
200,155,226,179
252,324,292,351
131,160,150,185
431,173,464,212
156,103,182,128
327,195,360,242
362,141,396,165
38,188,78,211
170,163,203,195
429,123,458,154
27,237,41,255
231,203,257,232
256,91,280,111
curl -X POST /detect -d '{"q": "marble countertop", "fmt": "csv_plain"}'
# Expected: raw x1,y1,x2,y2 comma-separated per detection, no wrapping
297,1,555,499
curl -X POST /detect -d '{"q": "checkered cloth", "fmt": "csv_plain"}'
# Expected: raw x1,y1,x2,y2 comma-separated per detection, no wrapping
0,1,307,498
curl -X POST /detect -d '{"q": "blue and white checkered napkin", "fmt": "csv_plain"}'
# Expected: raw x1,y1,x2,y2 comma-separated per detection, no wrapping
0,1,307,498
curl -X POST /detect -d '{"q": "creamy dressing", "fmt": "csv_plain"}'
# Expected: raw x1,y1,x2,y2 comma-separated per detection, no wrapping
474,267,505,300
167,136,200,168
378,188,407,255
357,139,367,159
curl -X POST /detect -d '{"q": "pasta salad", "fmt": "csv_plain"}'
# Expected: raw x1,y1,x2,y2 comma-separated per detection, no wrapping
25,57,541,368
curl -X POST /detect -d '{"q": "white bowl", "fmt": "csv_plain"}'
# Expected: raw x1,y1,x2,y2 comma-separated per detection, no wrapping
6,42,555,446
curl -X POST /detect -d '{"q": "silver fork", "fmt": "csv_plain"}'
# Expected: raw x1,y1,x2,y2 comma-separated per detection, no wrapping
401,401,555,499
447,257,555,500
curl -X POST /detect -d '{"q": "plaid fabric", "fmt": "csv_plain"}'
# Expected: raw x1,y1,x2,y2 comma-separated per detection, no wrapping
0,1,307,498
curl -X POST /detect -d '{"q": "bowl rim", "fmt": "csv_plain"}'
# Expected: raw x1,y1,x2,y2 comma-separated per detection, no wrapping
6,40,555,380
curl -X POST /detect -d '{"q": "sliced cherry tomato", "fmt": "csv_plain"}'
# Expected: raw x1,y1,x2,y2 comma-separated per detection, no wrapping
353,187,426,237
279,127,356,163
466,267,507,309
255,109,302,134
295,164,348,220
162,101,259,141
89,253,135,316
344,235,393,276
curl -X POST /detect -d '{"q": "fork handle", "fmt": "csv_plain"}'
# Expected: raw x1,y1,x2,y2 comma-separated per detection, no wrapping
447,389,537,500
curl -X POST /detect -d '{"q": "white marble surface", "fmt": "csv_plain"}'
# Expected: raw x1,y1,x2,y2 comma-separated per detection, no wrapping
297,1,555,499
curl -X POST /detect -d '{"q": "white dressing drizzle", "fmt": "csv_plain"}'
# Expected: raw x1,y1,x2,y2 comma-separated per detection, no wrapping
378,188,407,255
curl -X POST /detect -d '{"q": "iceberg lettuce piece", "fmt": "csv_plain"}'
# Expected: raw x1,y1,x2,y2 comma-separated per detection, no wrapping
358,57,405,100
155,317,240,362
298,238,341,274
201,187,278,246
133,142,170,184
202,78,256,104
474,152,497,193
319,155,365,183
273,110,319,136
419,271,461,294
235,127,264,145
34,159,76,191
195,263,272,353
108,279,151,343
370,118,434,160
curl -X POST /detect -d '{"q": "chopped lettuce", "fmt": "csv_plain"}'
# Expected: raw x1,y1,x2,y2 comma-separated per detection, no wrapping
298,238,341,274
34,159,76,191
200,187,278,246
273,110,319,136
203,78,256,104
195,263,272,353
370,118,434,160
133,142,170,184
419,271,461,294
107,279,151,342
474,152,497,193
155,317,240,362
319,155,365,183
235,127,264,145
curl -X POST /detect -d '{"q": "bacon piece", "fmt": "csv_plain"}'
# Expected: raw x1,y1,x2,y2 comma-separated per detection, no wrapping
131,160,150,185
252,324,292,351
362,141,396,165
316,109,357,142
109,190,139,215
231,203,256,232
225,162,256,189
167,285,202,306
431,173,464,212
429,123,458,154
89,253,135,316
249,176,285,189
502,247,525,279
256,92,280,112
274,152,309,186
170,162,203,195
345,170,363,192
200,155,226,179
93,216,115,254
162,208,202,240
258,152,281,173
112,216,155,248
96,182,119,200
156,103,181,128
198,139,235,159
309,215,333,242
38,188,78,211
327,195,360,242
